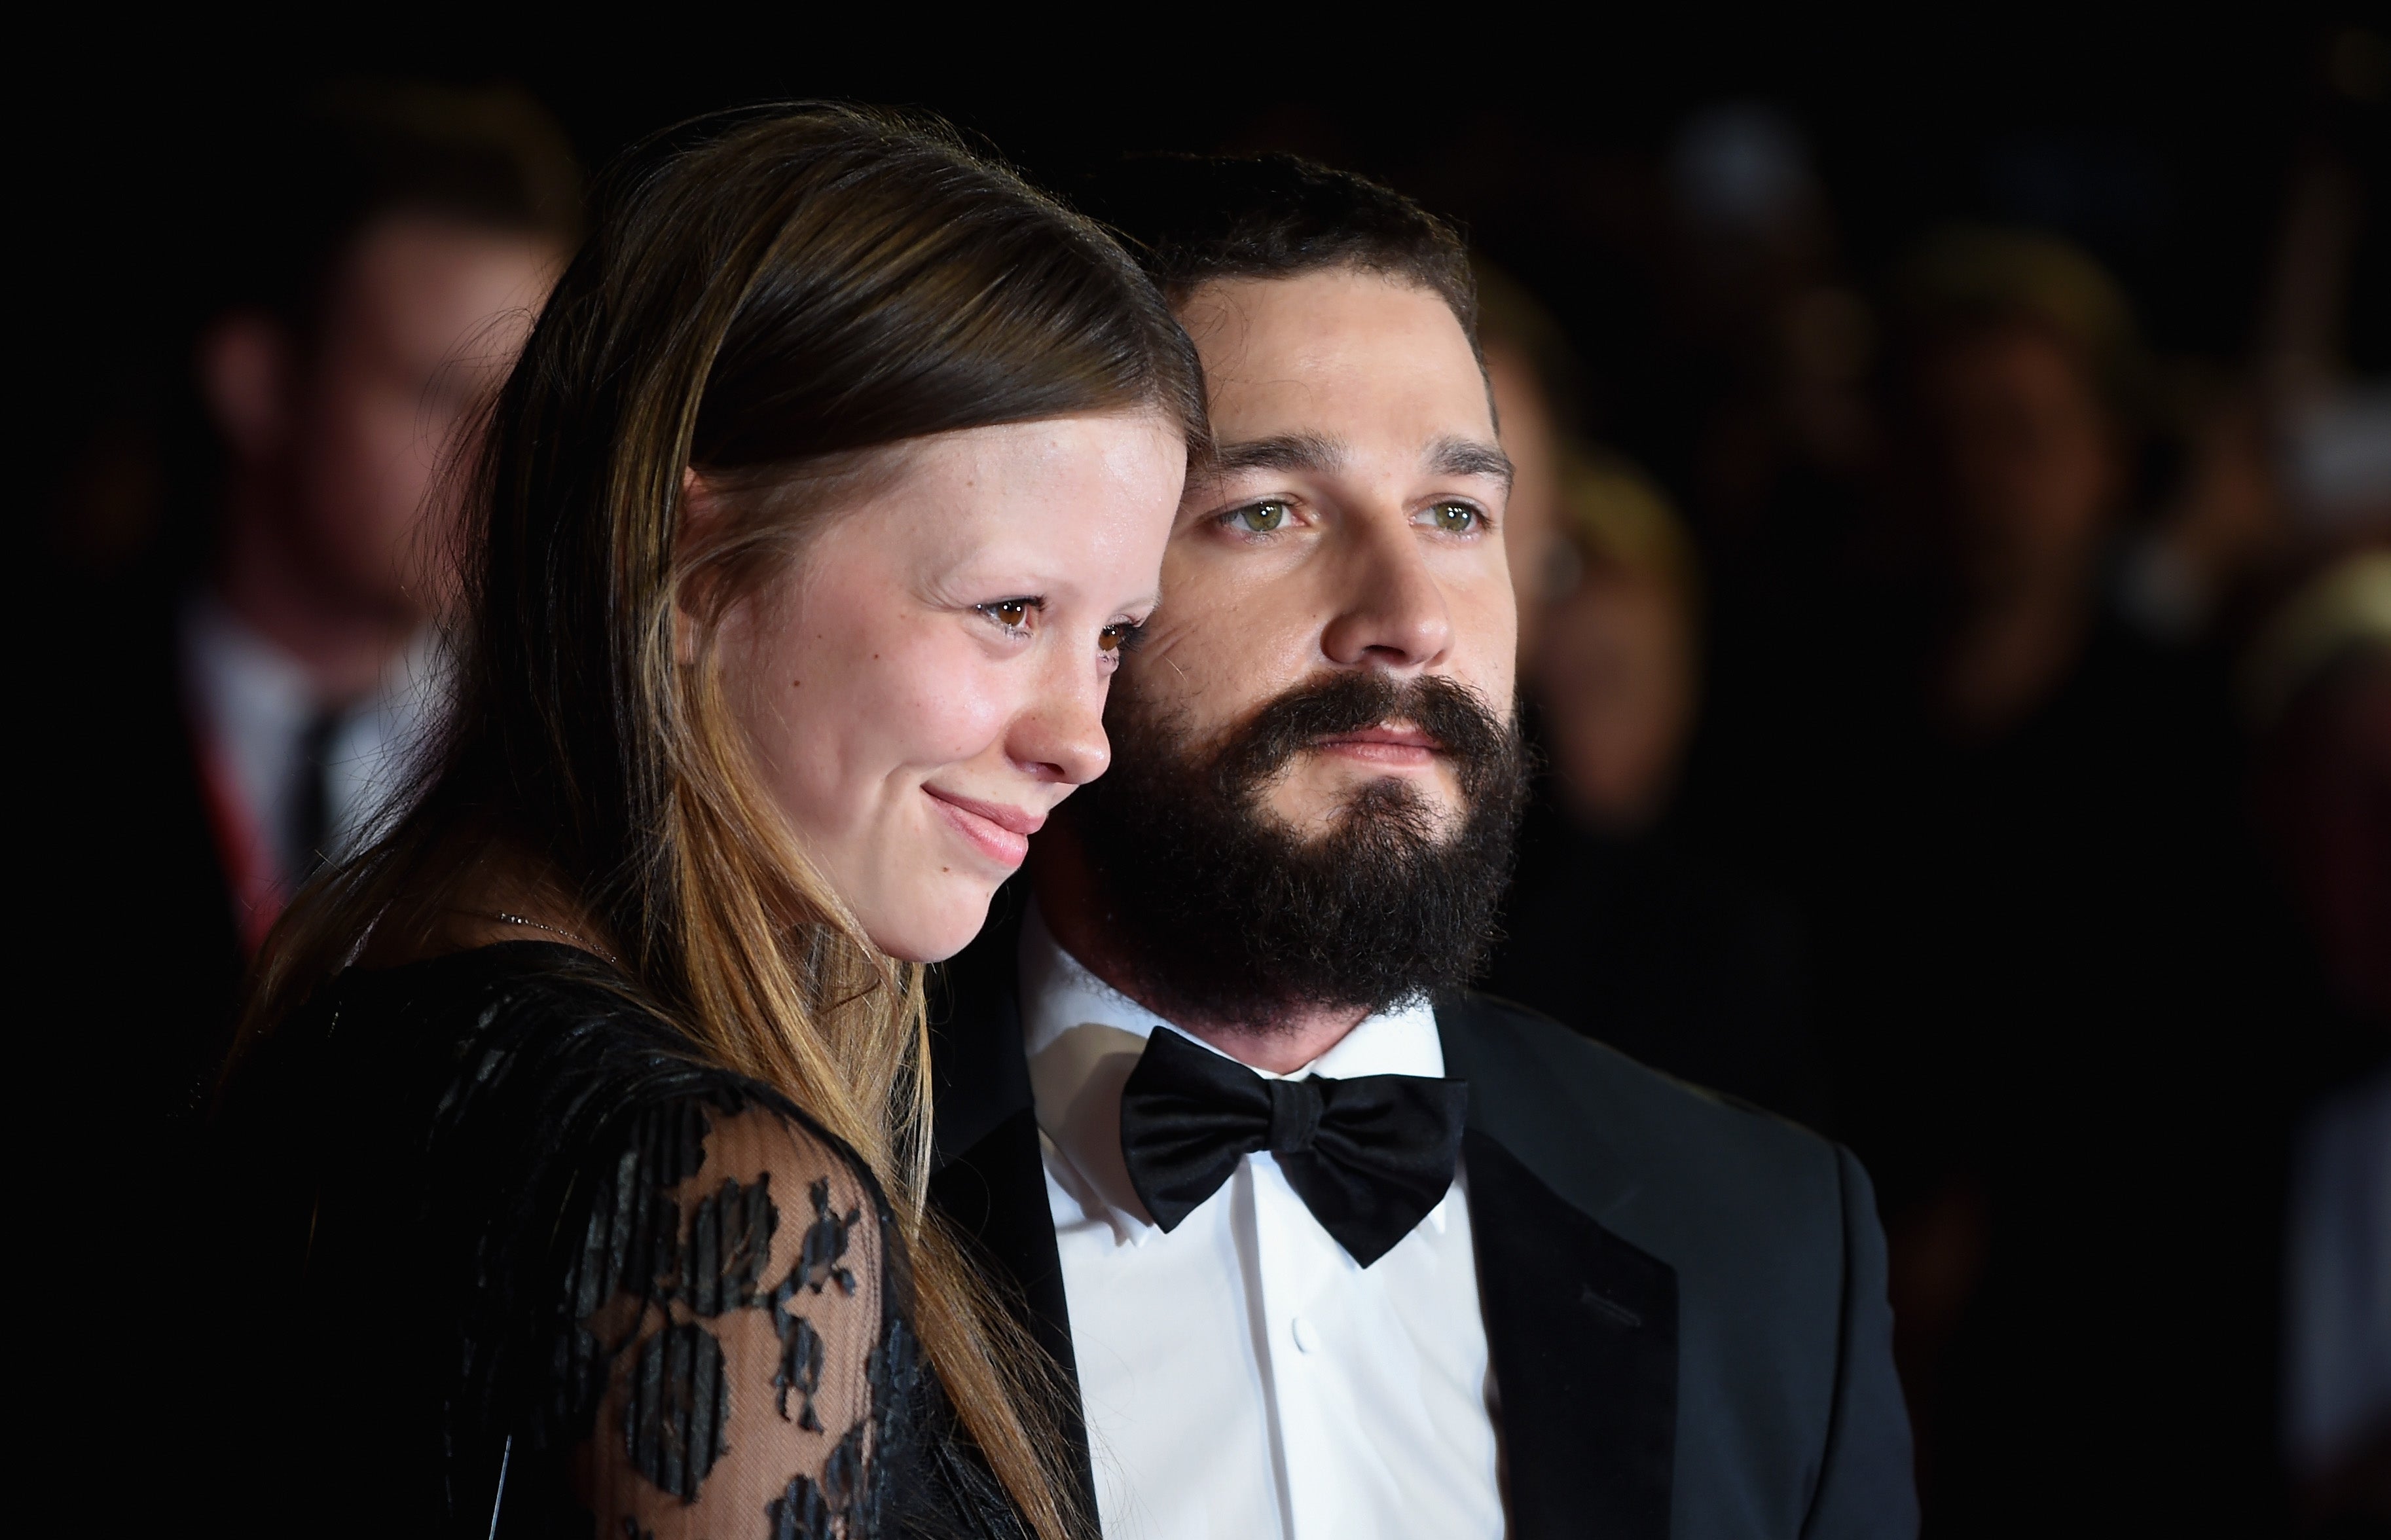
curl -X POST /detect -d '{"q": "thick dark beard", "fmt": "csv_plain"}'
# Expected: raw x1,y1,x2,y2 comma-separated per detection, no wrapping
1059,670,1529,1032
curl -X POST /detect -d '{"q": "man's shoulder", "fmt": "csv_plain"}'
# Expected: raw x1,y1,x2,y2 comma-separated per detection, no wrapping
1438,989,1855,1266
1440,987,1836,1164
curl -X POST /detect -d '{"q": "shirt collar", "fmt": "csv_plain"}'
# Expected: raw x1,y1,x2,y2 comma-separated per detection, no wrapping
181,589,443,870
1017,900,1443,1241
180,589,442,756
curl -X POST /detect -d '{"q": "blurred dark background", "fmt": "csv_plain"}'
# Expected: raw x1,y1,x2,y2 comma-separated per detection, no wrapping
25,13,2389,1534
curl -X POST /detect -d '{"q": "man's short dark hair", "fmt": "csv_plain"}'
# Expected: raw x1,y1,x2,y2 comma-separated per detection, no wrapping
1081,154,1477,344
225,82,584,337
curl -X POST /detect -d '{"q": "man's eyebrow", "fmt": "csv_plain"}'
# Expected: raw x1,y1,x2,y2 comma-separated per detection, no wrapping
1209,433,1347,478
1427,435,1515,489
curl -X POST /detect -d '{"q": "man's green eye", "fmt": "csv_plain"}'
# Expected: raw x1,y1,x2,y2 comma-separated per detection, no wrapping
1427,502,1479,533
1233,501,1290,533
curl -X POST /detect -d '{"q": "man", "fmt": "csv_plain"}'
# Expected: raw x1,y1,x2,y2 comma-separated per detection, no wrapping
54,84,578,1127
931,156,1914,1539
26,81,579,1512
192,86,577,931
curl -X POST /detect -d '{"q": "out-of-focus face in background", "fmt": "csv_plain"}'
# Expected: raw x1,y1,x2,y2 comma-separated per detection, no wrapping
1488,328,1702,836
1483,339,1561,659
1535,559,1698,832
1912,322,2120,599
294,217,557,619
1125,267,1516,842
204,215,560,657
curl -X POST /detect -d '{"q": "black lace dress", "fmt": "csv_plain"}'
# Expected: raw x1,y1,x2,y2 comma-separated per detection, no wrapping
202,942,1024,1540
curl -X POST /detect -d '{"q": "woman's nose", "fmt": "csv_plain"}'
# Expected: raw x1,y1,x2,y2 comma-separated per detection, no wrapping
1010,657,1112,786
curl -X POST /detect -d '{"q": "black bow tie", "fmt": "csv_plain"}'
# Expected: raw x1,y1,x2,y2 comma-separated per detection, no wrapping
1116,1026,1469,1267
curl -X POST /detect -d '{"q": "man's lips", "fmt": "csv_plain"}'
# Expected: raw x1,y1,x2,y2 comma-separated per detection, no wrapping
924,787,1046,868
1308,724,1442,767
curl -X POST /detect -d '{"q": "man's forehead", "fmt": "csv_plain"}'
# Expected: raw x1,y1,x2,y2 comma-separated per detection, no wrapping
1180,268,1499,469
1182,268,1471,365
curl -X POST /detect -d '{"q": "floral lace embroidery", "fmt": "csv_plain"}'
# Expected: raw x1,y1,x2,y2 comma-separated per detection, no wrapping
566,1101,890,1537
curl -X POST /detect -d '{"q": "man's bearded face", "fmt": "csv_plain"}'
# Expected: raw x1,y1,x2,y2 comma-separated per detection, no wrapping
1061,668,1527,1030
1051,268,1525,1029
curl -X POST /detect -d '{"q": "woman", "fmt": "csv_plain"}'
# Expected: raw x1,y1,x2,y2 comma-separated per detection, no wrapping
206,105,1201,1539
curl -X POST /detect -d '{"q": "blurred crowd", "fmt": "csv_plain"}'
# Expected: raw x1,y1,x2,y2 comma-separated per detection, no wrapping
32,41,2390,1537
1471,77,2391,1533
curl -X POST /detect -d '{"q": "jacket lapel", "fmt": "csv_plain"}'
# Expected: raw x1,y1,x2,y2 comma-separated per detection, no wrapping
927,896,1099,1517
1446,998,1677,1540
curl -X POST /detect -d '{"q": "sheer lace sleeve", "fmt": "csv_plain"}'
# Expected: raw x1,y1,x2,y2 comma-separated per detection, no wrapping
560,1097,903,1540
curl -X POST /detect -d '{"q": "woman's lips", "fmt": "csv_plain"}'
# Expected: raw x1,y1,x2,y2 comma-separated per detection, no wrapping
924,787,1044,868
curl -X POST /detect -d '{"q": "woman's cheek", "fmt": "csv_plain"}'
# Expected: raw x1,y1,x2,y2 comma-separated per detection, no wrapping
897,643,1017,764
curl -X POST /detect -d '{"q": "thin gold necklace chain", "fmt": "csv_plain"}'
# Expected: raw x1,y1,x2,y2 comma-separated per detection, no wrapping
490,910,623,968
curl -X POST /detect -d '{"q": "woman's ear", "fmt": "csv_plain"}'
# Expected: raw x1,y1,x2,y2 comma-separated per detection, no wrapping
674,466,713,667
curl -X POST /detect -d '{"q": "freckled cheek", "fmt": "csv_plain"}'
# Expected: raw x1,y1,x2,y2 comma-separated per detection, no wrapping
900,661,1017,765
737,608,932,828
806,625,1016,778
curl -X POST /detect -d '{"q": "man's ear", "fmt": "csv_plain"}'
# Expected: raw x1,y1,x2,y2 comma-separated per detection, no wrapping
197,312,292,466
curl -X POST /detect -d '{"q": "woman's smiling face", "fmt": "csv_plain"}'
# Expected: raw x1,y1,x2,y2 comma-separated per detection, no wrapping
706,412,1185,962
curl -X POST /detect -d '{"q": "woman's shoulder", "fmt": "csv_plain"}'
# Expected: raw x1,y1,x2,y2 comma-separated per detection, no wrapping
329,936,668,1054
332,939,706,1095
280,940,890,1222
221,944,922,1535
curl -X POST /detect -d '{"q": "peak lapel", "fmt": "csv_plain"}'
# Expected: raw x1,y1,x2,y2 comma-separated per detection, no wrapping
1467,1128,1677,1540
1444,986,1679,1540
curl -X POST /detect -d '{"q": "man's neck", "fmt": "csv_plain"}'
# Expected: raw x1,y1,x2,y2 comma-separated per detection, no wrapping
1030,838,1368,1075
216,484,415,703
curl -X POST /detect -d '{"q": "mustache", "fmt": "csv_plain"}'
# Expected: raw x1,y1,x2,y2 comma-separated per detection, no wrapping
1207,671,1519,805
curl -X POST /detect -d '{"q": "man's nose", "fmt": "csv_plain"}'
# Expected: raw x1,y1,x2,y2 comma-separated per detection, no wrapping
1009,652,1112,786
1319,511,1455,672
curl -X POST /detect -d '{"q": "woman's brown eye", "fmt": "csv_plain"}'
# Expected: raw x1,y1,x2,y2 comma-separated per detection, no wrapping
987,600,1030,629
1098,625,1126,653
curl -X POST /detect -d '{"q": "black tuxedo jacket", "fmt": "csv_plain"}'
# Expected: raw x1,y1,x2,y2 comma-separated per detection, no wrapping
928,905,1916,1539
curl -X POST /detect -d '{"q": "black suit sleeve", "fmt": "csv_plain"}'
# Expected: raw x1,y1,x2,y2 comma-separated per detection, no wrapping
1801,1145,1918,1539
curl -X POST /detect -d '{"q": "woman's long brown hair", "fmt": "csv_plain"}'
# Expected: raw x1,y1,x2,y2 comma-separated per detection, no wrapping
236,103,1205,1540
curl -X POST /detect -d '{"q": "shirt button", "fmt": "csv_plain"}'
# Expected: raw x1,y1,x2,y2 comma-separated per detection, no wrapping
1290,1316,1321,1355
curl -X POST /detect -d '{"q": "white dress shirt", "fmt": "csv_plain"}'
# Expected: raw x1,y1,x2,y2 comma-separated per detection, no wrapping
1019,904,1505,1540
181,589,438,887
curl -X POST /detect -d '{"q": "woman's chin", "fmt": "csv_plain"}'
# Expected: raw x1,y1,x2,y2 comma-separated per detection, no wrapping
859,877,1003,964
